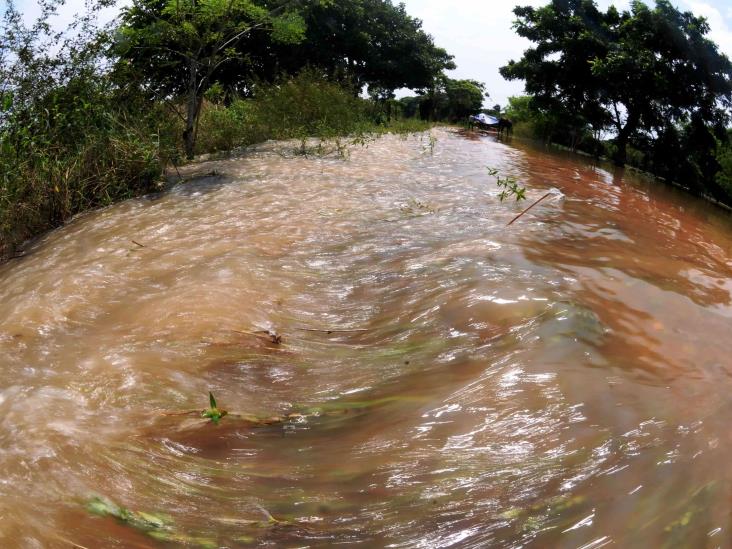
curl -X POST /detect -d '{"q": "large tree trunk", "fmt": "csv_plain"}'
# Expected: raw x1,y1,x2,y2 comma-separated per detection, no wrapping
612,110,639,167
183,58,200,160
613,130,629,166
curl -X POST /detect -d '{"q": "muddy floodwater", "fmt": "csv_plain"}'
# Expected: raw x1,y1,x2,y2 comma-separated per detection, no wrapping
3,128,732,547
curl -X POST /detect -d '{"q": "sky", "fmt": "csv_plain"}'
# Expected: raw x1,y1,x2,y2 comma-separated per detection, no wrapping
12,0,732,107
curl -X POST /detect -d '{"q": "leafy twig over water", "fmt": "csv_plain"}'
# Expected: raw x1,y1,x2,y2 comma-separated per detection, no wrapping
488,167,526,202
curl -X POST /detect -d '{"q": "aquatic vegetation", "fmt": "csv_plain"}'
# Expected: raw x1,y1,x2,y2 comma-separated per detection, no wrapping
85,495,291,546
400,198,436,217
297,395,426,417
500,494,589,537
658,482,717,547
422,132,438,155
488,167,527,202
86,495,217,548
541,301,608,346
201,392,227,424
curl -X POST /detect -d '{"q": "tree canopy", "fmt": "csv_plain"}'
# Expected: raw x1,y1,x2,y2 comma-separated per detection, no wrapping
398,77,485,122
114,0,310,158
236,0,455,95
500,0,732,166
113,0,454,157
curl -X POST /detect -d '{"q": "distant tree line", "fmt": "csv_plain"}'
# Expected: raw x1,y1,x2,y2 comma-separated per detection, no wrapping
397,77,487,122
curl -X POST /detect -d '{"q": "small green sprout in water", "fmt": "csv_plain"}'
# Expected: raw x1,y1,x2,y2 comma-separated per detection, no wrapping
487,167,527,202
202,391,228,424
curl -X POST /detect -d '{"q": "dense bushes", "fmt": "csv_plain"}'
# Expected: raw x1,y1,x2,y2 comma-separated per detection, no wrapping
0,95,165,257
252,71,371,140
0,5,168,258
397,78,485,122
715,136,732,200
196,71,373,154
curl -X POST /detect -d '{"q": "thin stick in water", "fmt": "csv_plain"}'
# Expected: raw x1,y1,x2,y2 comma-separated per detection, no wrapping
507,192,553,226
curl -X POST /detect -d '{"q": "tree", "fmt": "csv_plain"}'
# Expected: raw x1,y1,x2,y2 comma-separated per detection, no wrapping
114,0,311,159
501,0,732,166
399,77,484,122
501,1,610,148
398,95,421,118
236,0,455,95
444,78,485,119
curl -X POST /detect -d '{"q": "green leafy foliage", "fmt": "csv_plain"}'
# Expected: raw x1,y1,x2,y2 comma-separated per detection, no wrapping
714,137,732,201
250,70,372,141
114,0,313,158
86,495,217,548
0,0,166,259
488,168,527,202
501,0,732,176
240,0,454,93
398,77,486,122
201,391,227,423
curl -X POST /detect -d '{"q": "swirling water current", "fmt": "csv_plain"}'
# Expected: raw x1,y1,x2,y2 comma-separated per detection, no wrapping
2,128,732,547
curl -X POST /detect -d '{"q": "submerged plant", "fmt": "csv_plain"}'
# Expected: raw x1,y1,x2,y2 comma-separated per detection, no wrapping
201,392,227,424
422,132,438,155
86,496,217,547
487,167,527,202
400,198,436,217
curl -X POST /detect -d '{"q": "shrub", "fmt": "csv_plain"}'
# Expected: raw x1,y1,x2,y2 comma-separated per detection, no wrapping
250,70,371,141
0,75,166,257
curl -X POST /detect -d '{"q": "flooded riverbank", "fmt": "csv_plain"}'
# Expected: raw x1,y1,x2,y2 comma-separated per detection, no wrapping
2,128,732,547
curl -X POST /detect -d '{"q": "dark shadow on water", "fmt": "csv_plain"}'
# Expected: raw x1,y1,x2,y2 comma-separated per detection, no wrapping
170,173,235,198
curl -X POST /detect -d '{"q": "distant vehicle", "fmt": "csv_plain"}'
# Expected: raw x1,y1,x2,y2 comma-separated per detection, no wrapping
469,114,512,137
469,113,499,127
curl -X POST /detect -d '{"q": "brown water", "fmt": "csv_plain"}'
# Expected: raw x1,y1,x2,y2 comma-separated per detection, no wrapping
2,128,732,548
